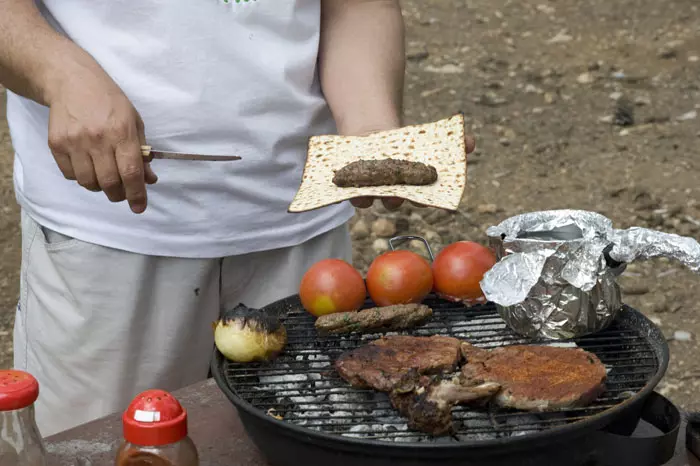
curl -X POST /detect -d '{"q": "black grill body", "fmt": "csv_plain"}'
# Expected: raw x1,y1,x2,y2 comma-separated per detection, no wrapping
212,296,670,466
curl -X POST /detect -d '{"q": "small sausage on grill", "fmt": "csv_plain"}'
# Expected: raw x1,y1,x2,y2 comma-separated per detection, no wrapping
314,304,433,335
332,159,438,188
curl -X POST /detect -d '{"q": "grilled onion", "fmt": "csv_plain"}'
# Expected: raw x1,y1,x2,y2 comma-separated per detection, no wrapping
213,304,287,363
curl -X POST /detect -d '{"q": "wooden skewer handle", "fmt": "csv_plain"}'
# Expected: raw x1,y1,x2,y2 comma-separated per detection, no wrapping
141,145,152,158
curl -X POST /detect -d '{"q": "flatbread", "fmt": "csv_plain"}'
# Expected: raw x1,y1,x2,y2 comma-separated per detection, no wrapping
288,114,468,213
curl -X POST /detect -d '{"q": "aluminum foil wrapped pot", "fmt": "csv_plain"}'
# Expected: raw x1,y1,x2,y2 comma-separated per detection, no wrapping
480,210,700,340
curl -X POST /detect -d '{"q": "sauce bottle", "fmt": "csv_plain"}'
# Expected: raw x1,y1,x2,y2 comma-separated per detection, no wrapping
116,389,199,466
0,370,47,466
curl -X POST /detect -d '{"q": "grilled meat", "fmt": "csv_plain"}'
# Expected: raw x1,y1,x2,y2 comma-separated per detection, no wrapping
335,337,606,436
315,304,433,335
335,335,462,392
332,159,438,187
390,375,500,436
460,343,607,411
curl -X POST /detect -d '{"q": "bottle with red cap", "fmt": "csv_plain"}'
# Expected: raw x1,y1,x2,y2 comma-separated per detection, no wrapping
0,370,47,466
116,389,199,466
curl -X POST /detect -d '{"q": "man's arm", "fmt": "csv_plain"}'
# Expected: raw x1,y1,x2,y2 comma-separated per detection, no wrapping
319,0,406,209
0,0,156,213
0,1,90,105
319,0,405,137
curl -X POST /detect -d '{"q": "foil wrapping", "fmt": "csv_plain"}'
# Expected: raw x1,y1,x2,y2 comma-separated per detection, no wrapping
480,210,700,340
609,227,700,273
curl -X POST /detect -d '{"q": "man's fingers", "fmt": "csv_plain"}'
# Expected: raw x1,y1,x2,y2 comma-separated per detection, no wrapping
410,201,428,208
351,196,406,210
351,197,374,209
70,152,100,192
381,197,404,211
465,135,476,154
91,148,127,202
144,163,158,185
51,151,76,180
115,140,148,214
136,114,157,183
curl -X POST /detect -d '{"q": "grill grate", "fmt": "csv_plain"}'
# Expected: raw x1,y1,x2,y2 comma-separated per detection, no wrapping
221,298,659,443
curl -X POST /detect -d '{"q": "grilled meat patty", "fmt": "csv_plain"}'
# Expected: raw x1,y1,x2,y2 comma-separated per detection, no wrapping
335,335,462,392
460,343,607,411
390,375,500,436
315,304,433,335
332,159,438,187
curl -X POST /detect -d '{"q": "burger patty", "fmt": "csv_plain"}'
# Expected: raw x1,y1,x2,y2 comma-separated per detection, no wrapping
335,335,462,392
332,159,438,187
460,342,607,411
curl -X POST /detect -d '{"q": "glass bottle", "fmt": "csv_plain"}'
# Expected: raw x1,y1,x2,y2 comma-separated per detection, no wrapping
115,389,199,466
0,370,47,466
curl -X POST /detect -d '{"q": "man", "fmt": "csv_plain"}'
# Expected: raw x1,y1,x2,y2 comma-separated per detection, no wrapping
0,0,473,436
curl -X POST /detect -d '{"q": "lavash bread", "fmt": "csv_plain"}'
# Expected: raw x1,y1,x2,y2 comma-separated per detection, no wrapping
288,114,468,213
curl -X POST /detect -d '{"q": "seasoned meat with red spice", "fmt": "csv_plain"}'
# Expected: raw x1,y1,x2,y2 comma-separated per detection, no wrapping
335,335,462,392
460,343,607,411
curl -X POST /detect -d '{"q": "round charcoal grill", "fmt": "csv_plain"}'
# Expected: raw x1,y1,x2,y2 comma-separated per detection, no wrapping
212,295,670,466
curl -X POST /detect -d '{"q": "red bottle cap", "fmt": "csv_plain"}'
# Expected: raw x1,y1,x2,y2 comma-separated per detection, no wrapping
123,389,188,446
0,370,40,411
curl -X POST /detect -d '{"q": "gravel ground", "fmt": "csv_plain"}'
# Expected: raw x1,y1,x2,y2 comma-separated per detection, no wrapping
1,0,699,409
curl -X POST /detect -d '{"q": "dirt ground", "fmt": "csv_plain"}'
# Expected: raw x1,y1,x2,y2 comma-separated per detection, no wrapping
1,0,699,410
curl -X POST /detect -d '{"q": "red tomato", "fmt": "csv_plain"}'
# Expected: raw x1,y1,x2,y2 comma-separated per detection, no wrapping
432,241,497,303
299,259,367,317
366,250,434,306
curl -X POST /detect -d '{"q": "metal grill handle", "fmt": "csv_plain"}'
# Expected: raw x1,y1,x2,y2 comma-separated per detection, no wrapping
389,235,435,262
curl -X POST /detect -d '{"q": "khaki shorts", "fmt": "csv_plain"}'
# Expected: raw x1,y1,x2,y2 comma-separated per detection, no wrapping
14,210,351,437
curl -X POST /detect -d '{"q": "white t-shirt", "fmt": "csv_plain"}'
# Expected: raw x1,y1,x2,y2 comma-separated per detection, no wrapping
7,0,355,258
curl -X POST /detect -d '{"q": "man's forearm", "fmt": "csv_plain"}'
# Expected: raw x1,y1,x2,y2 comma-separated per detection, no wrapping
319,0,406,136
0,0,103,106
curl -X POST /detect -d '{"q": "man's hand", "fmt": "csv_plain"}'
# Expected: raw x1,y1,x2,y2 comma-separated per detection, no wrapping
350,134,477,210
0,0,157,214
47,74,157,214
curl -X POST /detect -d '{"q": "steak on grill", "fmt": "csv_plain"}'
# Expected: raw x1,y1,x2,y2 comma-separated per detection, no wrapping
315,304,433,335
460,343,607,411
335,335,462,392
390,374,501,436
